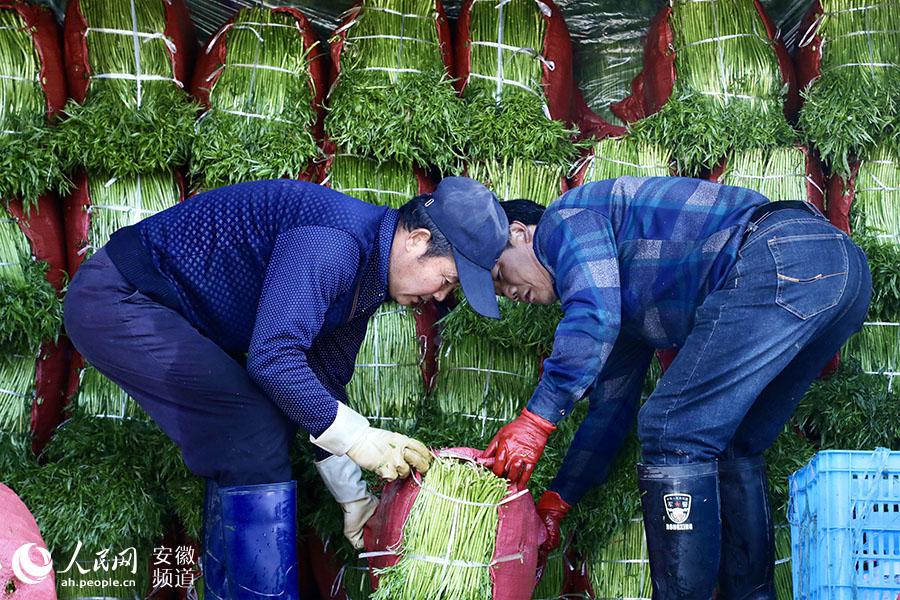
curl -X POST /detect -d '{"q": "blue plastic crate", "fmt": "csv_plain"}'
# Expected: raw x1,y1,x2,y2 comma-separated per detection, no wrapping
789,448,900,600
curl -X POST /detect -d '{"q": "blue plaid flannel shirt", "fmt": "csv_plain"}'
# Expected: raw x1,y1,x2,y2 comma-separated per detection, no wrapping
527,176,770,502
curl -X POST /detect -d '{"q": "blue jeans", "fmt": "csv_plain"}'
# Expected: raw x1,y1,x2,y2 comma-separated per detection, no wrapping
638,207,872,464
63,247,298,486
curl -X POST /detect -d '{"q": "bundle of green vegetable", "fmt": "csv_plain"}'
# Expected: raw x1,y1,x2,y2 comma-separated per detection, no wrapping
372,456,508,600
16,411,173,598
72,364,149,420
850,146,900,244
576,135,671,184
0,7,66,205
630,0,793,176
432,297,560,429
460,0,577,167
0,215,63,355
56,0,197,177
568,435,644,597
792,359,900,450
796,0,900,175
468,158,565,206
84,172,182,255
325,154,422,207
586,518,652,599
347,302,425,429
0,354,37,435
191,7,321,189
719,147,816,202
531,544,568,600
0,431,32,491
326,0,464,173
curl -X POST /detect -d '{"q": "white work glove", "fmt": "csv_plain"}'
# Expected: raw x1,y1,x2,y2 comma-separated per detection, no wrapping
314,454,379,550
311,403,433,480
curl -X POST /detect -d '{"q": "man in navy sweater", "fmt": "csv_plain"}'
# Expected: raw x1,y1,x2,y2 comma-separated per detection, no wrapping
63,177,509,600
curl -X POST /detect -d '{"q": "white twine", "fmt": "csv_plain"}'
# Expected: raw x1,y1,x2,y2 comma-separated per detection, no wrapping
494,0,506,104
338,187,410,198
224,62,308,76
0,387,29,399
470,40,555,70
362,66,422,75
362,6,435,20
85,28,177,54
350,34,437,46
128,0,143,107
358,549,524,569
206,21,302,55
678,32,770,50
467,73,544,98
0,74,38,82
411,461,530,507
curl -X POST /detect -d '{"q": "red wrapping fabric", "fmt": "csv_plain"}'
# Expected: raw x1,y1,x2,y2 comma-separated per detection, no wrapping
454,0,577,126
1,2,66,117
826,162,860,236
0,484,56,600
63,0,196,103
329,0,453,90
363,447,545,600
794,1,824,94
5,195,70,456
192,6,326,150
611,2,796,123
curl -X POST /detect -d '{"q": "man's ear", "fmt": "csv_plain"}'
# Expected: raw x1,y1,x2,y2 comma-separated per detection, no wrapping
509,221,532,246
405,227,432,255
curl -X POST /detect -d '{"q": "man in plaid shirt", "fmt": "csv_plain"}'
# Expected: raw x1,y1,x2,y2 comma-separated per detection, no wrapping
483,176,872,598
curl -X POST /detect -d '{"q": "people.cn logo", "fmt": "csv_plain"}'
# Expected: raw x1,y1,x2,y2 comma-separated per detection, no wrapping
6,543,54,584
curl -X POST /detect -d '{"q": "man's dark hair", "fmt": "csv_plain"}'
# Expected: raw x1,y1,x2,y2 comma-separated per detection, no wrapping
500,199,545,226
397,194,452,258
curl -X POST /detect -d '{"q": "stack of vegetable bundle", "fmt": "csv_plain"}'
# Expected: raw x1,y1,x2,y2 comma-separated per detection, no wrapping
365,449,544,600
836,146,900,382
58,0,196,178
622,0,796,176
0,2,70,454
570,130,671,186
191,6,325,189
431,297,560,438
63,171,185,419
713,146,825,206
795,0,900,176
326,0,463,173
456,0,578,206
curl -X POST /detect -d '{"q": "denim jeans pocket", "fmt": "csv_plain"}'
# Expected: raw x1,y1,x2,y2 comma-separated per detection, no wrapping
767,233,848,319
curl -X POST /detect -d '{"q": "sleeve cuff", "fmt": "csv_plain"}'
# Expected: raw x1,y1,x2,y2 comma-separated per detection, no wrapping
526,385,568,425
310,402,370,455
314,454,368,503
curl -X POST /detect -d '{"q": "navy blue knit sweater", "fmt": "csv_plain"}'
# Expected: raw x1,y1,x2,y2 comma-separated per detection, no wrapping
105,179,398,436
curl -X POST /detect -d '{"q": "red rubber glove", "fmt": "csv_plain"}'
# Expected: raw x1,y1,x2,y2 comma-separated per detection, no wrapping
482,408,556,486
536,490,572,553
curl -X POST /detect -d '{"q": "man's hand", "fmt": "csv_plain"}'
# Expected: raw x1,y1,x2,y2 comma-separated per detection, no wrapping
536,490,571,554
342,495,379,549
482,408,555,486
311,403,432,480
347,429,432,480
315,454,379,549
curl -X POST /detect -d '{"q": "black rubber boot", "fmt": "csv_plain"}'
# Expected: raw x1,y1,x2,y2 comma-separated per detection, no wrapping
638,461,721,600
717,455,776,600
